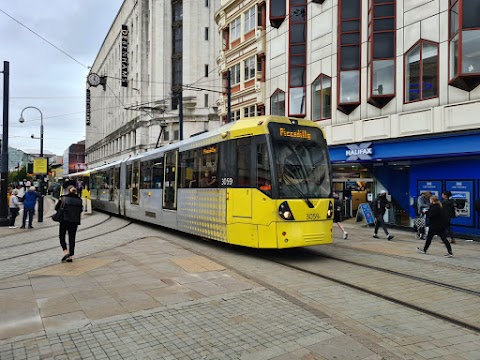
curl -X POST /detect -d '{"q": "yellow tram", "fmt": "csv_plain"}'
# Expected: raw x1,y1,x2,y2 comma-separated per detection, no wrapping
89,116,334,248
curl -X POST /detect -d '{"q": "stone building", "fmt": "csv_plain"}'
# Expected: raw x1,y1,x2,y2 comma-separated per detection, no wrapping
86,0,222,168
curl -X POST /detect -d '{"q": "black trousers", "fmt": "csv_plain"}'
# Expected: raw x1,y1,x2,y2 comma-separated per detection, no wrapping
423,228,453,254
9,208,19,226
374,215,389,235
59,222,78,256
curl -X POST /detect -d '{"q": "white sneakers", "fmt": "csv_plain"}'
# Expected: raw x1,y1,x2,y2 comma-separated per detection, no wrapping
343,232,348,239
9,226,16,229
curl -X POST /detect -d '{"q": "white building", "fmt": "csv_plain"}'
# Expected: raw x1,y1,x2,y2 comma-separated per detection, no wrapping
86,0,222,168
214,0,480,237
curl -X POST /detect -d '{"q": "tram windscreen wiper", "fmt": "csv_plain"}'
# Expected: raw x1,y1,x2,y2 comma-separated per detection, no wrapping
281,172,314,208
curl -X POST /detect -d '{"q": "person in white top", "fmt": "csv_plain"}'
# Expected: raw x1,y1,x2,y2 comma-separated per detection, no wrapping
9,189,21,228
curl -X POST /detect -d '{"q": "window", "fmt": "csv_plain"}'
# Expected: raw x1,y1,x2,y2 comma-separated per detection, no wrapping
367,0,396,108
236,138,251,187
230,63,241,84
204,94,208,108
231,109,241,122
164,130,169,141
312,74,331,120
256,140,271,196
205,27,209,40
449,0,480,90
230,17,241,41
270,0,286,28
244,7,256,33
405,40,439,103
289,0,307,117
205,64,209,77
271,89,285,116
338,0,361,114
174,130,179,140
244,105,256,117
244,56,256,81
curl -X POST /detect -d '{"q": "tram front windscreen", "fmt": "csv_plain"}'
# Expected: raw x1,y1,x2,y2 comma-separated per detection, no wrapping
269,123,332,200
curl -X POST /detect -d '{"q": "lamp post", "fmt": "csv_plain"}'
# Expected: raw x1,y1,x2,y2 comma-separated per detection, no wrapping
19,106,44,222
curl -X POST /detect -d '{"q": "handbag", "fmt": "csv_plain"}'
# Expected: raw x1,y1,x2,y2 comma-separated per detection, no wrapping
52,198,65,222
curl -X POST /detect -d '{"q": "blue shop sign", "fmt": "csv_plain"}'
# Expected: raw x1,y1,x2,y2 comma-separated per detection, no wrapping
329,131,480,162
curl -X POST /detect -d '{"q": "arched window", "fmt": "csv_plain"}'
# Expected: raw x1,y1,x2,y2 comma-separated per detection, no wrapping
312,75,331,120
404,40,439,103
271,89,285,116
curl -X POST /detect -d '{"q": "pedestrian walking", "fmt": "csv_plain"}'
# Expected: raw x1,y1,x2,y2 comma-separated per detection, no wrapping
333,192,348,239
441,191,456,244
372,190,394,240
8,189,20,228
56,186,83,263
21,186,39,229
417,195,453,257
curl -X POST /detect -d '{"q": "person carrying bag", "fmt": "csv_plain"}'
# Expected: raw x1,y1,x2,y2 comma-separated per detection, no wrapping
55,186,83,263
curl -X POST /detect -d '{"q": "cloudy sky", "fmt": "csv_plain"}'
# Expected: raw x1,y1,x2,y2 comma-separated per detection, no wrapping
0,0,123,155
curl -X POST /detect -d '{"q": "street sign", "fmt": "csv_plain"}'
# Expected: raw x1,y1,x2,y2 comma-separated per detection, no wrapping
34,157,47,174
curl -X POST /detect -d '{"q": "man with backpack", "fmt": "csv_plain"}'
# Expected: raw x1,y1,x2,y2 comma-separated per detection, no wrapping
372,190,394,241
441,191,456,244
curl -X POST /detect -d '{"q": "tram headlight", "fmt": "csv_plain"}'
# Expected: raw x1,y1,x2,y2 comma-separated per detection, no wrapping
326,200,334,218
279,201,295,220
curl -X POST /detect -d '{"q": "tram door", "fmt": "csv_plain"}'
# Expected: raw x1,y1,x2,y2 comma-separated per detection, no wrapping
163,150,178,210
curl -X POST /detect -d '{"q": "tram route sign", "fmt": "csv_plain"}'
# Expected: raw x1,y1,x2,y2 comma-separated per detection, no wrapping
356,203,375,226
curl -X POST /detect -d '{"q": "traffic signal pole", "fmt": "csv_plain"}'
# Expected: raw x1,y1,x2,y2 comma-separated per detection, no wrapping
0,61,10,227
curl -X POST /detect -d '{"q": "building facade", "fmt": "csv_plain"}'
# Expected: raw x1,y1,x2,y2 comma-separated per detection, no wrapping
215,0,480,237
86,0,222,168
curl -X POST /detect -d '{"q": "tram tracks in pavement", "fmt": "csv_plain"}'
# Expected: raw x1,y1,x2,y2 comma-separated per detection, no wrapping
0,215,115,251
258,247,480,334
0,218,133,262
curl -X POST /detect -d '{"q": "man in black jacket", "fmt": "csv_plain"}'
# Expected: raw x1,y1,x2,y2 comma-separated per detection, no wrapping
372,190,394,241
441,191,456,244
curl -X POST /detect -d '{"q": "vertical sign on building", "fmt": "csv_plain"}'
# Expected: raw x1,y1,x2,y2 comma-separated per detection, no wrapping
121,24,129,87
86,89,91,126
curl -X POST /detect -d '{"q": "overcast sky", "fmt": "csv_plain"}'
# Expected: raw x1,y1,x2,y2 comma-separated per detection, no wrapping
0,0,123,155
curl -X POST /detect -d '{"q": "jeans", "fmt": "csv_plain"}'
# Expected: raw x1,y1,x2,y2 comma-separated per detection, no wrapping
374,215,389,235
423,228,453,254
22,208,34,227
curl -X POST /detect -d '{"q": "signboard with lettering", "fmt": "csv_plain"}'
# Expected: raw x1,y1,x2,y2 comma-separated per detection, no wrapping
121,24,128,87
417,180,442,199
346,142,373,161
446,180,474,227
34,158,48,175
356,203,375,225
86,89,91,125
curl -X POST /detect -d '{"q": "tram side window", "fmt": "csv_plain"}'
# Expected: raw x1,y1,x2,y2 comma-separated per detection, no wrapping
236,138,251,187
152,158,164,189
126,165,133,189
113,168,120,189
131,162,140,204
179,150,199,188
199,144,219,188
256,140,271,195
141,160,152,189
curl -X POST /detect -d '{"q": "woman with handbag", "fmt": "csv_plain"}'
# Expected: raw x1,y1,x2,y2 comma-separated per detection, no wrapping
55,186,83,262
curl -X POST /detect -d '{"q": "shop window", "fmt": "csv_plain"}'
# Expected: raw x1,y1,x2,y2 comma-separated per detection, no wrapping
271,89,285,116
289,0,307,117
338,0,361,114
312,74,331,120
449,0,480,91
405,40,439,103
367,0,396,108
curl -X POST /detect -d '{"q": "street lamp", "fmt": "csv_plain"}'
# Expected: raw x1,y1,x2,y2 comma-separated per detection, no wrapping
19,106,45,222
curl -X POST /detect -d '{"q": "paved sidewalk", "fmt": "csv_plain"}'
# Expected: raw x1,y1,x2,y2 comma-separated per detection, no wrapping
0,207,479,359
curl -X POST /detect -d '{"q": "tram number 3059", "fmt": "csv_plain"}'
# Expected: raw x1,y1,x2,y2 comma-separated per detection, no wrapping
306,213,320,220
221,177,234,186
